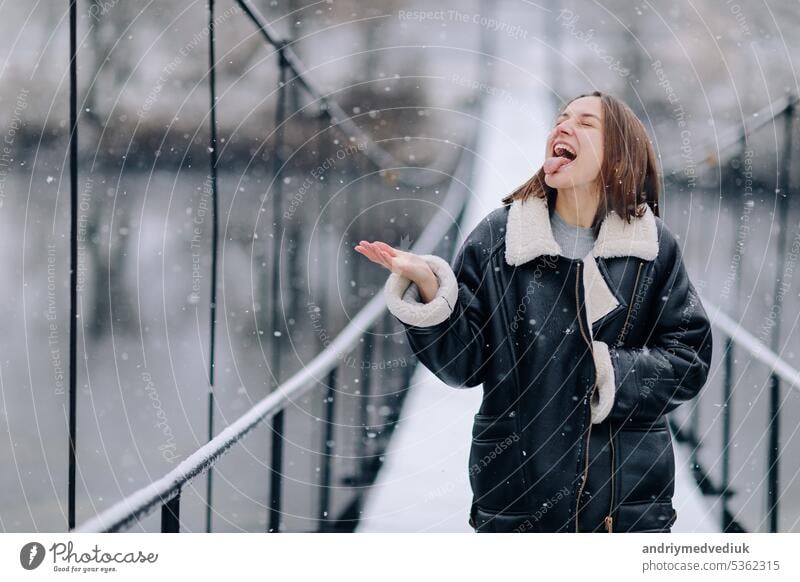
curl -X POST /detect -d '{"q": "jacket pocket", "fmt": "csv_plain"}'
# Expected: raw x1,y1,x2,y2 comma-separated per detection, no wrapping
614,499,677,532
616,425,675,505
469,413,528,512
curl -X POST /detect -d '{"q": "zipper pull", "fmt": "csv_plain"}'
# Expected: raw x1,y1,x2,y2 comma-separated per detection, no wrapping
604,515,613,533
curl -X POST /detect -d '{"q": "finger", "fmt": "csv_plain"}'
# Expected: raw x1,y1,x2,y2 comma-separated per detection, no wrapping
354,243,371,254
373,246,393,270
361,242,385,265
377,249,393,270
354,243,380,264
373,241,399,257
369,243,392,270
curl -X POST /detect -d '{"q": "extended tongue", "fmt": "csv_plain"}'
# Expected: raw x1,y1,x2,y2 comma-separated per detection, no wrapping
543,155,572,175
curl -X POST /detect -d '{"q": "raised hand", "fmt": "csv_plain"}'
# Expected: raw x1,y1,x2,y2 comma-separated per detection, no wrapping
354,240,440,303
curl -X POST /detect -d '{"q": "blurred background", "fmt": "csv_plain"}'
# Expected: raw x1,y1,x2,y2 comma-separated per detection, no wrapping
1,0,800,533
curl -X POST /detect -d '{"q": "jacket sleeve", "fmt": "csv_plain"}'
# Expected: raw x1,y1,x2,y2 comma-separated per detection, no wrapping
383,235,490,389
590,239,713,424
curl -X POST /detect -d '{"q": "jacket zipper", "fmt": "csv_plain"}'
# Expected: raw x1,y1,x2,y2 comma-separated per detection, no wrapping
605,421,615,532
605,260,644,533
573,261,595,532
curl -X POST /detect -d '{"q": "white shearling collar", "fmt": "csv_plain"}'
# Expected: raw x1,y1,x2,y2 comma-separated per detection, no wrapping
504,195,659,266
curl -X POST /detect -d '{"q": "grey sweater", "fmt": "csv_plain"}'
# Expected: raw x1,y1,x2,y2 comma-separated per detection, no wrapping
550,208,596,260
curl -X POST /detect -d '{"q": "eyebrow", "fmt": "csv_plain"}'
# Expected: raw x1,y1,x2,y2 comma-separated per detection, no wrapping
556,111,601,122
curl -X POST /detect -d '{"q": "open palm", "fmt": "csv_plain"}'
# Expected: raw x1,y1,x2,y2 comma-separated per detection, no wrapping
354,240,434,284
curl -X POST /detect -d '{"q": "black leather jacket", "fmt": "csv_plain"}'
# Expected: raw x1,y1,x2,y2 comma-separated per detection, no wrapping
383,195,713,533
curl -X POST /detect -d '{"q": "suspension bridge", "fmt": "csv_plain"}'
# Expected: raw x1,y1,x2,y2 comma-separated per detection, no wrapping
10,0,800,534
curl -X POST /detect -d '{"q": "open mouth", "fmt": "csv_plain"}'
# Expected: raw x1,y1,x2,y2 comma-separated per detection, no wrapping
553,143,578,162
544,142,578,175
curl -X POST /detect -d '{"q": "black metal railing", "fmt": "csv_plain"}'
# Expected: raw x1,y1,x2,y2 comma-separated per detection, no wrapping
68,0,490,532
663,93,800,533
71,135,479,533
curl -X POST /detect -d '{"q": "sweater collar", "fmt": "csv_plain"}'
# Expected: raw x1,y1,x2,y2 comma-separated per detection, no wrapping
504,195,659,266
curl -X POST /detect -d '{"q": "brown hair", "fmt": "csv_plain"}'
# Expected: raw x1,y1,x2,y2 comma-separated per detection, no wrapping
499,90,660,237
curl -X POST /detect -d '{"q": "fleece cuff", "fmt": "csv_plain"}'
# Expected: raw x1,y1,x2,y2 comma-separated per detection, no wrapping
591,340,615,424
383,254,458,327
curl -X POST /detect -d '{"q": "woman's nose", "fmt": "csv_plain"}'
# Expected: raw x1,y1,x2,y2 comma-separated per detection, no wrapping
548,123,573,146
555,121,574,135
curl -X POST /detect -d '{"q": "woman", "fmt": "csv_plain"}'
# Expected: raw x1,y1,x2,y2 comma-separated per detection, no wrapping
354,91,713,533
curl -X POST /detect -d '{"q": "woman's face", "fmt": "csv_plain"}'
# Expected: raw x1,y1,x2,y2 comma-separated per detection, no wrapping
543,96,604,191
